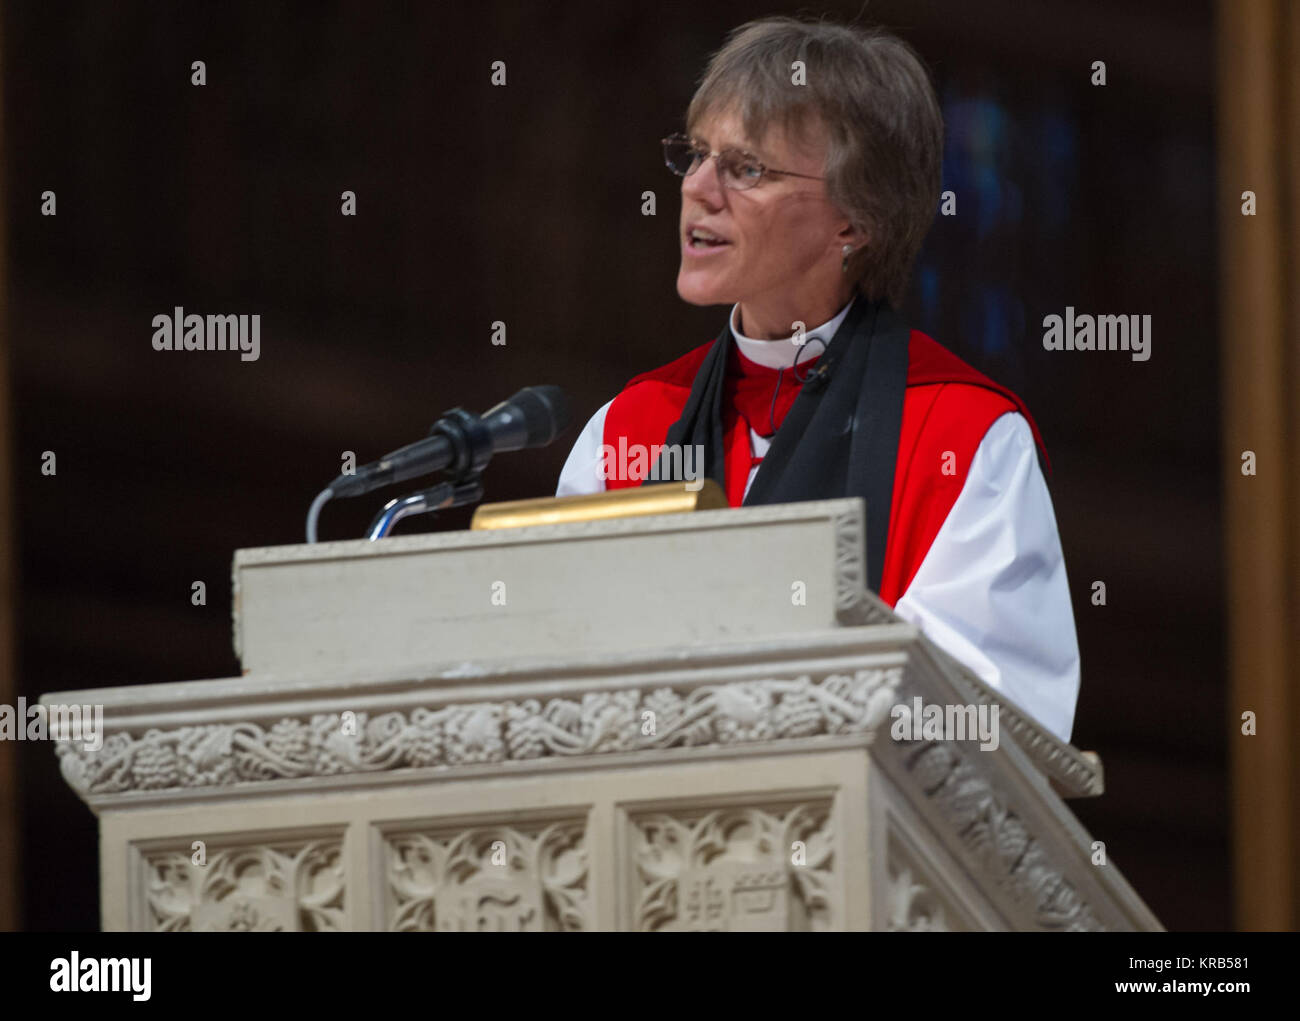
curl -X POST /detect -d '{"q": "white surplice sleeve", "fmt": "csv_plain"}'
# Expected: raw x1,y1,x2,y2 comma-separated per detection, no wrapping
893,411,1081,743
556,399,613,497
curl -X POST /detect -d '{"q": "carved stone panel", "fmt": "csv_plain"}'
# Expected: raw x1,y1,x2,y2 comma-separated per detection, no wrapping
884,830,964,932
905,741,1104,931
54,668,901,800
383,819,589,932
142,837,345,932
886,861,951,931
628,801,836,931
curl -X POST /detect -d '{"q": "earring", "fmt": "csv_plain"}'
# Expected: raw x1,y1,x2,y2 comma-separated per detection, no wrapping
841,244,854,273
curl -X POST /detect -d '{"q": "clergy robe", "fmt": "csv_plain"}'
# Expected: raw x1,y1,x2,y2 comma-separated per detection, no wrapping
557,299,1081,742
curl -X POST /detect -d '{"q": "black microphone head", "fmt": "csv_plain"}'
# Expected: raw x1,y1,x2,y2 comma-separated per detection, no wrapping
484,385,573,450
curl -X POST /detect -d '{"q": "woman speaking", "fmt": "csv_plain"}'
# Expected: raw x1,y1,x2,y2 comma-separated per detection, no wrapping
557,16,1080,744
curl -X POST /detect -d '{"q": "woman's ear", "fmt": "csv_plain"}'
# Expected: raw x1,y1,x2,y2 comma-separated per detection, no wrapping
838,220,868,249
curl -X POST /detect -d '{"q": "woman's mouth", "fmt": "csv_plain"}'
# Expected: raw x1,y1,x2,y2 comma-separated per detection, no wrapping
685,227,733,255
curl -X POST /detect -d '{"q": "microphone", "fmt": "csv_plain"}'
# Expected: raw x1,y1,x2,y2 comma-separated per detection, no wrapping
802,360,834,391
328,385,572,499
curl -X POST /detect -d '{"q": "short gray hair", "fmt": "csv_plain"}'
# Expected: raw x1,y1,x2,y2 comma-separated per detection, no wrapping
686,16,944,308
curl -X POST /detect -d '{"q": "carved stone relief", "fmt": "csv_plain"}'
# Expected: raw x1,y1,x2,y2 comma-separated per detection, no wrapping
385,820,589,932
58,669,901,797
143,838,345,932
630,802,835,931
905,741,1104,931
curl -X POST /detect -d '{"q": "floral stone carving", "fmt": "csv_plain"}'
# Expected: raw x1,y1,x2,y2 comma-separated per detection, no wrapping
632,803,835,931
386,821,588,931
145,839,344,932
57,668,902,796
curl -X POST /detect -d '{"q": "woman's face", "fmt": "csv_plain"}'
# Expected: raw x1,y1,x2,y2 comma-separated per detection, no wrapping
676,106,861,338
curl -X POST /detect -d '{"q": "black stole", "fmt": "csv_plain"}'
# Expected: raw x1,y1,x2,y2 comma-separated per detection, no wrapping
644,296,910,594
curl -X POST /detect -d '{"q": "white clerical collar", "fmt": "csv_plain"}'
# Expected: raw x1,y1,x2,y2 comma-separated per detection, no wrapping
729,297,857,369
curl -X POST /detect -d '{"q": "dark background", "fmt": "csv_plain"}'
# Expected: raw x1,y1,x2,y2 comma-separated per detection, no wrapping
5,0,1222,929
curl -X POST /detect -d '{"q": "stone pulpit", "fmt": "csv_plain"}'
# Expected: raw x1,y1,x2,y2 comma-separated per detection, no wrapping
43,497,1161,931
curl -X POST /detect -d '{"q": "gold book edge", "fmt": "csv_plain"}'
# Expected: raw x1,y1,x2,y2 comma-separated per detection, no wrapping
471,479,728,530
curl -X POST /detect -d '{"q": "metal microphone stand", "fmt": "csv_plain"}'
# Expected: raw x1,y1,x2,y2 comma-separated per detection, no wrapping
365,474,484,540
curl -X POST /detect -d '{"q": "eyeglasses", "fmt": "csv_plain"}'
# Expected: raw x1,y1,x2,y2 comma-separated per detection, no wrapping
661,133,825,191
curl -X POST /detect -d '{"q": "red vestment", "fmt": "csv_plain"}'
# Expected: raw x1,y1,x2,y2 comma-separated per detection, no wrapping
601,331,1048,607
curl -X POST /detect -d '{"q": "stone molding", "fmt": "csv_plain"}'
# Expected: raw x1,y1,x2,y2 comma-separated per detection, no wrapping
56,668,903,798
46,628,1102,803
898,739,1105,931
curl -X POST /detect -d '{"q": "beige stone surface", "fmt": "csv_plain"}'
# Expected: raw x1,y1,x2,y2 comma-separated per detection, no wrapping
46,498,1161,931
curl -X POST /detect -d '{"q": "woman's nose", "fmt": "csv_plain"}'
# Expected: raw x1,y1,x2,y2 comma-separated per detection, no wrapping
681,154,725,204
